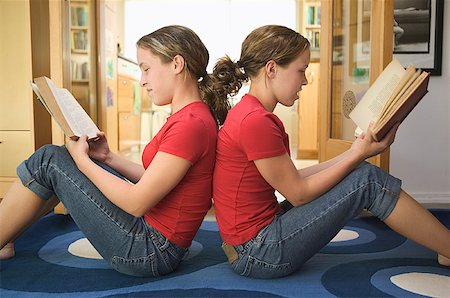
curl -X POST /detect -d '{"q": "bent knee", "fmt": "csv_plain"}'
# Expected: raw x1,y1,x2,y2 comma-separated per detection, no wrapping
35,144,70,163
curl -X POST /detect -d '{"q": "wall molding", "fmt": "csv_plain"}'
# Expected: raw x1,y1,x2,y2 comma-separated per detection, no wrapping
411,192,450,205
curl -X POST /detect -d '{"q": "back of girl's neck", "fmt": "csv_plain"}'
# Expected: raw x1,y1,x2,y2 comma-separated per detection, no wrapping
171,98,202,114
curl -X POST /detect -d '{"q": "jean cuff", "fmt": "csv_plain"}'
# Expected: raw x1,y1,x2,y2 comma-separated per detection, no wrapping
372,174,402,221
16,160,54,200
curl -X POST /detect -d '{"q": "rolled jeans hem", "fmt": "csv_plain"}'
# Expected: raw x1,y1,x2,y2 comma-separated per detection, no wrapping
17,160,54,200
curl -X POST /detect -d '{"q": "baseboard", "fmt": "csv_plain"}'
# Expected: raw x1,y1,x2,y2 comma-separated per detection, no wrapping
411,192,450,207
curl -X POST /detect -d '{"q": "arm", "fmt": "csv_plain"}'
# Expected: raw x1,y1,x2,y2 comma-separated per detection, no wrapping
297,154,350,177
66,136,191,217
255,123,399,206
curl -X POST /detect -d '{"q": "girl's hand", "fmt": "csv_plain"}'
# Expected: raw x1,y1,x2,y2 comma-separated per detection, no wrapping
350,122,400,160
87,132,112,163
65,135,90,167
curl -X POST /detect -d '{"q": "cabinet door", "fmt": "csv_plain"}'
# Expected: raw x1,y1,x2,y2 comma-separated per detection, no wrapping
0,0,33,132
118,112,141,151
118,75,136,112
0,131,33,177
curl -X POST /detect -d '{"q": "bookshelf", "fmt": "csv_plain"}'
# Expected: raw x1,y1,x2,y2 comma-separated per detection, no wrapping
69,0,97,123
303,0,321,62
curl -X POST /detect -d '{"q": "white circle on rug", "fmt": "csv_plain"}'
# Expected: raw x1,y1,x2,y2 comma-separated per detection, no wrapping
68,238,103,260
184,240,203,260
390,272,450,297
330,229,359,242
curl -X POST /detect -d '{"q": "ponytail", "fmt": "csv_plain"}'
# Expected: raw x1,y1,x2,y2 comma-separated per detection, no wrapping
199,55,248,126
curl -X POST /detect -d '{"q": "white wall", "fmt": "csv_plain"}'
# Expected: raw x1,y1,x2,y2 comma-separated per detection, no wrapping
390,3,450,204
123,0,296,71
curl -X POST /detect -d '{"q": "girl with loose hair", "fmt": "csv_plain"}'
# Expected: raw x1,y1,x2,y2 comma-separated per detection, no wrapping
212,24,450,279
0,25,229,277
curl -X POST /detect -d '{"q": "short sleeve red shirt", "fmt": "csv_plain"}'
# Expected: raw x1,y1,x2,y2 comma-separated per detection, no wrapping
213,94,289,245
141,102,217,248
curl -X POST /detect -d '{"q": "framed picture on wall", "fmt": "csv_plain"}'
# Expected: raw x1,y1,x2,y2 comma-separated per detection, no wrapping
393,0,444,75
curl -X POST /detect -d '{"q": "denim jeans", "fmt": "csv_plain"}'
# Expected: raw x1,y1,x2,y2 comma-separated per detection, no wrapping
16,144,187,277
230,161,402,279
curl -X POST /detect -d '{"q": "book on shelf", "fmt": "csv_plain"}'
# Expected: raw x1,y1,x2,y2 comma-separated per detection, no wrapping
305,4,320,26
349,58,430,141
71,30,88,51
305,29,320,49
71,60,89,81
70,6,88,27
31,76,99,141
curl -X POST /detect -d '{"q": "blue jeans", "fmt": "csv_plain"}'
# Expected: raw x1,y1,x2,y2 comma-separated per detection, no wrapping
230,162,401,279
16,144,187,277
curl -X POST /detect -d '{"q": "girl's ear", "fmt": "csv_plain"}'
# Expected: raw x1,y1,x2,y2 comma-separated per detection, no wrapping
265,60,277,79
172,54,185,74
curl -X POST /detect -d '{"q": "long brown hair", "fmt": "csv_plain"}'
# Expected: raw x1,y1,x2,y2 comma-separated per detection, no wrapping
137,25,230,125
211,25,310,111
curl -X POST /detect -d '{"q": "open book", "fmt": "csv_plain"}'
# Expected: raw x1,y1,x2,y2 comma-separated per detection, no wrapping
349,58,430,141
31,76,100,141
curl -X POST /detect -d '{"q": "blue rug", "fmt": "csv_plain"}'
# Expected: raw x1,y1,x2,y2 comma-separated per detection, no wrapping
1,210,449,297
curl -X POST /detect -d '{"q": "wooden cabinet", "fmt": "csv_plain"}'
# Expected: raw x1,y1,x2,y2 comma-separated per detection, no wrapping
297,62,320,159
118,75,142,152
117,57,172,154
117,58,144,152
118,76,138,112
0,0,35,198
118,112,141,151
0,132,34,198
1,0,67,207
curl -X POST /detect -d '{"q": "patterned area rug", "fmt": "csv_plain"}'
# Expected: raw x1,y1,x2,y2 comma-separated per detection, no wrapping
1,210,449,297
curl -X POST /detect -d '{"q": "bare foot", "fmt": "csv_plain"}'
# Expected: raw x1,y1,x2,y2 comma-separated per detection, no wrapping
0,242,15,260
437,254,450,266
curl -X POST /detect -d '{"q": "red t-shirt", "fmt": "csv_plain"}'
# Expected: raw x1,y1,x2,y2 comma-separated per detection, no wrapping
213,94,289,245
142,101,217,248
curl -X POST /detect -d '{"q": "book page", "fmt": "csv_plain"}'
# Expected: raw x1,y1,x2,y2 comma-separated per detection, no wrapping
375,68,420,127
349,59,406,133
372,71,429,135
31,82,51,115
45,78,99,140
32,79,74,137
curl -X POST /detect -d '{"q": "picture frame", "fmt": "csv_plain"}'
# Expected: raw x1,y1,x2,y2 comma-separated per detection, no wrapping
393,0,444,76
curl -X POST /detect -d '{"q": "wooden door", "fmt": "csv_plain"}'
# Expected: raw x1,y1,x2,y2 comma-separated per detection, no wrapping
318,0,394,171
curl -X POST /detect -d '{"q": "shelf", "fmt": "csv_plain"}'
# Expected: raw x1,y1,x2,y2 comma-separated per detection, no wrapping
72,79,89,84
305,24,321,30
71,49,88,54
71,26,88,31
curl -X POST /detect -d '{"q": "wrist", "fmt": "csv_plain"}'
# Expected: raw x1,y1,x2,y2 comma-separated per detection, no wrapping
76,156,93,172
103,152,116,167
347,147,366,164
